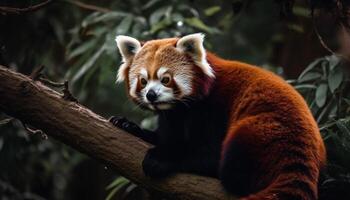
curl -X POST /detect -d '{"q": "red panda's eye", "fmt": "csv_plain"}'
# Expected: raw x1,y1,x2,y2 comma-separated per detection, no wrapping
140,78,147,86
161,76,170,85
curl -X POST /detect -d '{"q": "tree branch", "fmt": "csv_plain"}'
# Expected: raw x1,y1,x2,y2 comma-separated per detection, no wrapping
0,0,52,15
0,65,233,200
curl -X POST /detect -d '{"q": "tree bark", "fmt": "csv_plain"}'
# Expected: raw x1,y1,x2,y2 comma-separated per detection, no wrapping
0,65,233,200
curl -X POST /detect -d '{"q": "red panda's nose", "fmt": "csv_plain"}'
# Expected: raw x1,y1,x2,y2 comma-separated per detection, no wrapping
146,89,158,102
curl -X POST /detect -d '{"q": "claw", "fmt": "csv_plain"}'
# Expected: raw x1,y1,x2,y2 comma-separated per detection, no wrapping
108,116,142,136
109,116,126,126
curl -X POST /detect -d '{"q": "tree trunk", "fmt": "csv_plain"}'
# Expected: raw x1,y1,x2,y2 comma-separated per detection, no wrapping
0,65,233,200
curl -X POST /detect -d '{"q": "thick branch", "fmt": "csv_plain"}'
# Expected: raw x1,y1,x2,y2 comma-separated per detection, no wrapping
0,66,232,200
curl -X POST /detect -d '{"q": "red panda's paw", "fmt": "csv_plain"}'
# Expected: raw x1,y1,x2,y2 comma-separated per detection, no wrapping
142,148,175,178
109,116,143,135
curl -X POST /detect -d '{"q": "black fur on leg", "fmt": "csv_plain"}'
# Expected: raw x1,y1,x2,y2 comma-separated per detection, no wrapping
219,139,253,197
142,147,175,178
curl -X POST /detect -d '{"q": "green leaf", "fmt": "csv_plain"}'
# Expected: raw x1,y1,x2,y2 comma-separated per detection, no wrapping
142,0,162,10
319,117,350,131
204,6,221,16
316,96,335,123
171,13,184,22
343,98,350,106
131,22,145,37
287,23,304,33
82,12,102,27
82,12,128,27
81,61,100,89
328,65,343,93
150,18,172,34
105,177,130,200
336,121,350,138
294,84,317,90
149,6,171,25
178,4,199,17
316,83,328,107
327,55,341,70
68,39,97,60
298,72,321,83
88,26,109,37
105,187,118,200
298,58,324,80
106,177,129,190
293,6,310,17
184,17,216,34
321,61,328,78
116,15,133,35
65,45,97,79
72,44,105,84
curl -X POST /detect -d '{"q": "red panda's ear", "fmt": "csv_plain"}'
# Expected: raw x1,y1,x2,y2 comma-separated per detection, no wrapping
115,35,141,82
176,33,215,78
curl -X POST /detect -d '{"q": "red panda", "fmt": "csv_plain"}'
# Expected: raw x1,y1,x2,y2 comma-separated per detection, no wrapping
110,33,326,200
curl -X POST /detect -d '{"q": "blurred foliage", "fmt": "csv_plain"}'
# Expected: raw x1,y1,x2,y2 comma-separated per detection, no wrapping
292,55,349,124
0,117,85,200
290,55,350,199
64,0,221,122
0,0,349,199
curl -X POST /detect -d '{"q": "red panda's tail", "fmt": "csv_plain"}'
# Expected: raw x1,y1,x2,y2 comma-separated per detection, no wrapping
220,120,325,200
221,147,321,200
239,173,318,200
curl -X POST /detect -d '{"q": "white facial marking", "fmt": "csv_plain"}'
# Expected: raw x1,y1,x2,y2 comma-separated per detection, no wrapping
157,67,168,78
174,74,192,96
142,80,174,103
116,63,128,83
129,76,138,98
140,68,148,78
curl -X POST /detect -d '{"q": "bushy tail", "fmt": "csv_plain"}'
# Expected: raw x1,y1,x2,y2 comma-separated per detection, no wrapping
240,171,319,200
221,156,321,200
220,130,324,200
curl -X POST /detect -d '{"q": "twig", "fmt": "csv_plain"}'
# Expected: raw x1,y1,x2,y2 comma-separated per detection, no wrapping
63,0,111,13
39,76,65,87
39,78,77,102
0,0,52,15
30,65,45,80
29,66,77,102
311,16,350,61
312,17,337,55
30,65,64,87
62,81,78,102
21,121,48,140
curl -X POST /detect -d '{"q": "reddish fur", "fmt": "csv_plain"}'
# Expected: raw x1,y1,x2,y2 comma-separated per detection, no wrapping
206,52,326,200
122,38,326,199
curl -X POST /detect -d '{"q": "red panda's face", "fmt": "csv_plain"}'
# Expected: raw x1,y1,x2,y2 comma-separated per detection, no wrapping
115,33,215,111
